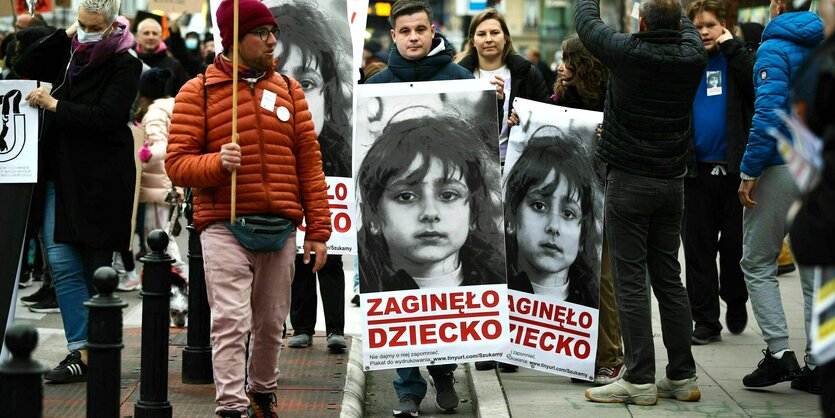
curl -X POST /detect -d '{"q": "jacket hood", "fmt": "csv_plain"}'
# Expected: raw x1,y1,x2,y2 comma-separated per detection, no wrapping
387,31,457,81
763,11,824,48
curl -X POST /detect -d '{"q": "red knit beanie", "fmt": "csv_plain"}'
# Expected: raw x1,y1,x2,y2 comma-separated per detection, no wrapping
216,0,278,51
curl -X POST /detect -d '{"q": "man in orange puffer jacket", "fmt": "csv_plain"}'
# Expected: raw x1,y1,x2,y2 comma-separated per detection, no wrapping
165,1,331,416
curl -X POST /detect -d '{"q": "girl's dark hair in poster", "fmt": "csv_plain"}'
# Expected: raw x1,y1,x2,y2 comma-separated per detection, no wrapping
357,112,506,293
504,126,602,307
271,0,353,177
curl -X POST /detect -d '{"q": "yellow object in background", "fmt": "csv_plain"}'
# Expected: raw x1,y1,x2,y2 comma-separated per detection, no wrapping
778,239,796,275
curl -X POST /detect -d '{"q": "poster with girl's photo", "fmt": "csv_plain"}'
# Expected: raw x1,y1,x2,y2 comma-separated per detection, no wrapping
209,0,358,253
501,98,603,380
355,80,509,371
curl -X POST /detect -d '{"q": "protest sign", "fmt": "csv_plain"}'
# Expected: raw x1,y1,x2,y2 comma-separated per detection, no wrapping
296,177,356,254
501,98,604,380
149,0,203,14
0,80,40,184
356,80,508,370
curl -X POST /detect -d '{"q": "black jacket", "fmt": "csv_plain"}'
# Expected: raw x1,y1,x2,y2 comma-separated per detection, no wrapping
789,35,835,265
575,0,708,178
457,53,550,131
508,270,598,308
366,32,473,83
16,29,142,251
685,38,755,177
137,50,191,96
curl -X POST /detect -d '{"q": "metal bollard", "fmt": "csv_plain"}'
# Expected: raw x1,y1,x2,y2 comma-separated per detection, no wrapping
181,222,213,384
135,230,174,418
0,323,49,418
85,267,128,418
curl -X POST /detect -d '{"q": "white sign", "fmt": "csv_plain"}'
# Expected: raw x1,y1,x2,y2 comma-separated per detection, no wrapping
0,80,39,184
295,176,357,255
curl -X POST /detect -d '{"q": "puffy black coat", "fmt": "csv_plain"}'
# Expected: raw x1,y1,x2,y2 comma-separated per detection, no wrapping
366,32,473,83
575,0,708,178
16,29,142,251
457,53,550,131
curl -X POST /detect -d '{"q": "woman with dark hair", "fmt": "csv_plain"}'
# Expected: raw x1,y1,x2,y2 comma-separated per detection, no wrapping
270,0,353,177
270,0,355,352
552,36,609,111
454,8,549,164
356,114,505,293
504,129,602,307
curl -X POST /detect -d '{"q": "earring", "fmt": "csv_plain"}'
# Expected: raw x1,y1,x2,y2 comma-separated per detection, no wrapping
369,223,380,235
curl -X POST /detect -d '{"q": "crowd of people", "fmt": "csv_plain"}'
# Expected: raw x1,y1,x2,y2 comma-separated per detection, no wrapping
4,0,834,416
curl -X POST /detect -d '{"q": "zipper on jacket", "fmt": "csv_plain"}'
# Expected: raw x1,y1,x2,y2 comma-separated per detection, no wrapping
247,80,271,212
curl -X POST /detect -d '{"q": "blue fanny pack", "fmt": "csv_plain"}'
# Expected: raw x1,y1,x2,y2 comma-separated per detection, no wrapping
224,215,295,252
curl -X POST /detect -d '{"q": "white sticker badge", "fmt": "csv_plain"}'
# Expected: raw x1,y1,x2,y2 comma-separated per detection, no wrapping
261,90,277,112
276,106,291,122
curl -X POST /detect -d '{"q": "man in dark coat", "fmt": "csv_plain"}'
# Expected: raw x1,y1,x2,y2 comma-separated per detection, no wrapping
135,17,190,96
576,0,708,405
365,2,472,416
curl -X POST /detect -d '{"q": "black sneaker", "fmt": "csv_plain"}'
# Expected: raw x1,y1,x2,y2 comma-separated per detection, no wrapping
777,263,796,276
431,371,459,412
475,360,496,370
791,359,822,394
21,285,52,306
743,349,800,387
18,268,33,288
247,391,277,418
692,327,722,345
28,292,60,313
392,393,421,417
726,304,748,334
45,351,87,383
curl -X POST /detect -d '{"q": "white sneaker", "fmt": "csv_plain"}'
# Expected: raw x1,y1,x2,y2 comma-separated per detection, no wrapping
116,270,141,291
657,376,701,401
585,379,657,405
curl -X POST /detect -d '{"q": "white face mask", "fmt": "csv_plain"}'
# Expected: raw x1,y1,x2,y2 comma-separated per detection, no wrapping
77,24,113,44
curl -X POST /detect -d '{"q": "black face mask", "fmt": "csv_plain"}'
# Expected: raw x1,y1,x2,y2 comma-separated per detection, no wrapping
204,52,216,65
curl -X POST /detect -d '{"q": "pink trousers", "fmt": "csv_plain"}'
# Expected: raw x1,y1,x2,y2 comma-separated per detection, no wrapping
200,223,296,413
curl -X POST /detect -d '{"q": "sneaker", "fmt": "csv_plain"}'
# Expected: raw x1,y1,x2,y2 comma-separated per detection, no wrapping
18,269,33,288
287,333,312,348
584,379,657,405
791,359,822,394
657,376,701,401
247,392,278,418
44,351,87,383
430,371,459,412
475,360,496,370
691,327,721,345
594,363,626,386
116,270,140,292
498,362,519,372
21,285,52,306
327,333,347,351
777,263,796,276
28,292,60,313
392,393,421,417
742,349,800,387
726,304,748,334
351,294,360,307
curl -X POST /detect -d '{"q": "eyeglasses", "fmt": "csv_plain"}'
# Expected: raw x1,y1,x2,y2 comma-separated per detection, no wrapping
248,27,281,42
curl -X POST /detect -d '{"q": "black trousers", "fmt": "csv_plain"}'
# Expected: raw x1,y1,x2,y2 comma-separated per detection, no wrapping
605,168,696,384
290,254,345,336
683,164,748,333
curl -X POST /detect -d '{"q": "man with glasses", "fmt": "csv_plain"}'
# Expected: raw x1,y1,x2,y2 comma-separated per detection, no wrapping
166,1,331,417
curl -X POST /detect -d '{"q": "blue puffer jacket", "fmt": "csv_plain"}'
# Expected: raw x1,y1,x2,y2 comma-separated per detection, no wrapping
741,12,823,177
366,32,473,83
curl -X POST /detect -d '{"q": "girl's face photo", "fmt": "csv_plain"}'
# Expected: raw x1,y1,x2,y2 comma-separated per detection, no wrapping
276,44,325,136
379,154,472,276
516,170,582,282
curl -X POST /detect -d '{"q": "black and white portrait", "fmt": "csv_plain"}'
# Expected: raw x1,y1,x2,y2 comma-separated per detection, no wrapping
354,81,507,293
504,99,604,308
706,70,722,96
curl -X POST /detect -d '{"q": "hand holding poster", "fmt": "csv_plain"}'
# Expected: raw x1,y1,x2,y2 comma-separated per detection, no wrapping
501,98,604,380
356,80,509,370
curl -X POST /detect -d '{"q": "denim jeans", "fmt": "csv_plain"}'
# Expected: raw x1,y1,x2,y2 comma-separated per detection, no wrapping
394,364,457,399
42,182,111,351
605,168,696,384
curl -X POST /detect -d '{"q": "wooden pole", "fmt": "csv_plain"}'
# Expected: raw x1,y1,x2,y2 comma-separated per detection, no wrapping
230,0,239,223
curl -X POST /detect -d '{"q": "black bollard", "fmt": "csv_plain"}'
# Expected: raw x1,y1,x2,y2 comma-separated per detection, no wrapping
0,323,50,418
181,189,212,384
135,230,174,418
85,267,129,418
